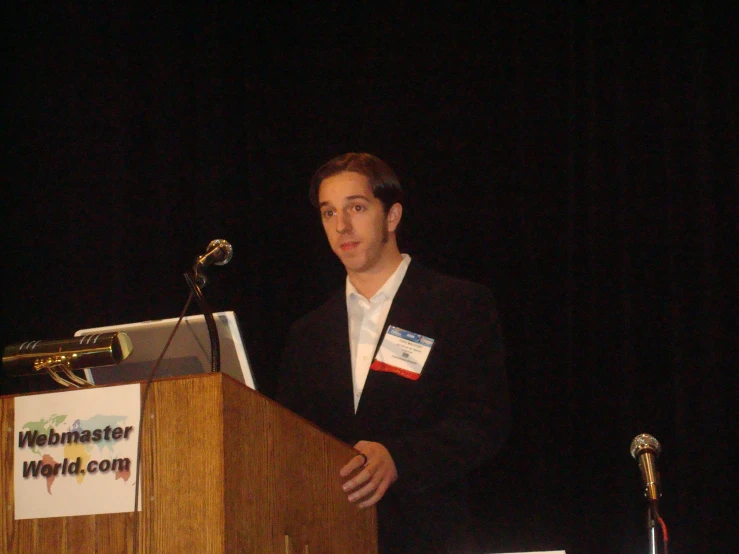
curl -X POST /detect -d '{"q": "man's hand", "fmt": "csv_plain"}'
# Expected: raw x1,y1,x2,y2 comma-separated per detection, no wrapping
339,441,398,508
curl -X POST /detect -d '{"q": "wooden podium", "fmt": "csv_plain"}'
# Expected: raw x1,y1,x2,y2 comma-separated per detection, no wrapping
0,373,378,553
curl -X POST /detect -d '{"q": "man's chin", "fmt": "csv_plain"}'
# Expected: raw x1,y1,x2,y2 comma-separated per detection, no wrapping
337,253,368,273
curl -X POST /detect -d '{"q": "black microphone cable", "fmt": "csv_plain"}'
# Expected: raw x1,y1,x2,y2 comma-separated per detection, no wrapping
130,239,231,552
131,291,193,554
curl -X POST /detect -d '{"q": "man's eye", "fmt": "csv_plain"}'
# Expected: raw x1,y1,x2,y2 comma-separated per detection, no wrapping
352,204,366,212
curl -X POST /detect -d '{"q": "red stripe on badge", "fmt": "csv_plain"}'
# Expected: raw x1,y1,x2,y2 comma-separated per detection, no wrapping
370,360,421,381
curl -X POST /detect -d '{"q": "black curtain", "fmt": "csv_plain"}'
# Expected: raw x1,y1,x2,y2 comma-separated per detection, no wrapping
3,3,734,553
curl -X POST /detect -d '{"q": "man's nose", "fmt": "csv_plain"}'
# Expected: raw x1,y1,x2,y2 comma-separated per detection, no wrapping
336,210,352,233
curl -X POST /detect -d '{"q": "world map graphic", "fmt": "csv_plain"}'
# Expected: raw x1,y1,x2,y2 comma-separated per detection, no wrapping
21,414,132,494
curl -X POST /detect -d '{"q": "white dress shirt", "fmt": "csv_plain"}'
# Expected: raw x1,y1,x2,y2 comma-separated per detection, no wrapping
346,254,411,412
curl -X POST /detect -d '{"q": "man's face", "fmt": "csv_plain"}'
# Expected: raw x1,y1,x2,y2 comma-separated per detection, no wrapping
317,171,400,276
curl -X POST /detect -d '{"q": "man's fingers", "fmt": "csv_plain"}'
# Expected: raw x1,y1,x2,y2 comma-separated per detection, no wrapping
339,454,367,478
357,482,388,509
342,466,372,492
340,441,398,507
347,474,381,502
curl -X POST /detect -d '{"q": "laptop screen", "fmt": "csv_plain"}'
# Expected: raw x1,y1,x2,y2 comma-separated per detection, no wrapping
74,311,256,390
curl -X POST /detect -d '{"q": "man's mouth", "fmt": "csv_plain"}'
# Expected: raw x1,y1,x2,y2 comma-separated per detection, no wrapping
339,241,360,252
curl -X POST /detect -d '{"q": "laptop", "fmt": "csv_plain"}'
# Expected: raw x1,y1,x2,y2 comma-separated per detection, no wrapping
74,311,256,389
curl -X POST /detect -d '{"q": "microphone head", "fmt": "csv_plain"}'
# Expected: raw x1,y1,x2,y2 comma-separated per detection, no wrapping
630,433,661,459
206,239,233,266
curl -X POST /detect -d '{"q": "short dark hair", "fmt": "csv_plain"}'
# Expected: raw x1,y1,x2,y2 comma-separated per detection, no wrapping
309,152,404,213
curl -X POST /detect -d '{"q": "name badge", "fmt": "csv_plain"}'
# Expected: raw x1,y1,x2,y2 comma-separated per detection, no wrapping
370,325,435,381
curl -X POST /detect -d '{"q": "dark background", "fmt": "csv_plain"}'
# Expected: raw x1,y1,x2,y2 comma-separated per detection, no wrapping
3,3,735,553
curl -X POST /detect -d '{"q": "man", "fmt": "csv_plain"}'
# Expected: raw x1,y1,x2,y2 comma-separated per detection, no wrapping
276,152,509,553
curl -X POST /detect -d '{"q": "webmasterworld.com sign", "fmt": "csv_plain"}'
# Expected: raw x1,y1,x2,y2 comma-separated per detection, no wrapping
13,384,140,519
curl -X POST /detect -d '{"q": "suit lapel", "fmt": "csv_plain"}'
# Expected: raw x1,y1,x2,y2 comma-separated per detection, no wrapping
320,291,356,419
357,262,434,414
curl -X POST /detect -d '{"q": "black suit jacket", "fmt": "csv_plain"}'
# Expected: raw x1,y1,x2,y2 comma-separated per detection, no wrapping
276,261,509,553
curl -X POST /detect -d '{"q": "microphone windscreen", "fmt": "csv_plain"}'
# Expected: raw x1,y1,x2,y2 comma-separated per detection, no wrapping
630,433,661,459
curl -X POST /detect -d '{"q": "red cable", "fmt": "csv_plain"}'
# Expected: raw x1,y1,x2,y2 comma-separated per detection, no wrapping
658,516,669,554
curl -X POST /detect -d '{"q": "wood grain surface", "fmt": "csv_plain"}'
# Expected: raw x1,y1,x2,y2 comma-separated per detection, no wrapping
1,373,377,553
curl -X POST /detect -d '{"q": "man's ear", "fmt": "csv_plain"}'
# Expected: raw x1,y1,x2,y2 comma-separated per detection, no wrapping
386,203,403,233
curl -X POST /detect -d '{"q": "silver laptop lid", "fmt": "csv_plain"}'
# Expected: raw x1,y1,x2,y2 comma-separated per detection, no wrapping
74,311,256,389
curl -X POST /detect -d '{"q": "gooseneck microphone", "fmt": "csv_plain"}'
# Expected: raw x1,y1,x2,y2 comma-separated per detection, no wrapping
186,239,233,373
630,433,662,507
194,239,233,271
192,239,233,289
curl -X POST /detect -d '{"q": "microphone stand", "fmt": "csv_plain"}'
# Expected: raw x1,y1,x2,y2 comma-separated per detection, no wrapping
647,506,658,554
183,270,221,373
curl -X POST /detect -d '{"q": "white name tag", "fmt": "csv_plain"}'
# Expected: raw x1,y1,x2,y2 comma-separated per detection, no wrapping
370,325,435,380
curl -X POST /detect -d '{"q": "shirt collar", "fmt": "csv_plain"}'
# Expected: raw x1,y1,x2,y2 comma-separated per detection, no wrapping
346,254,411,305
